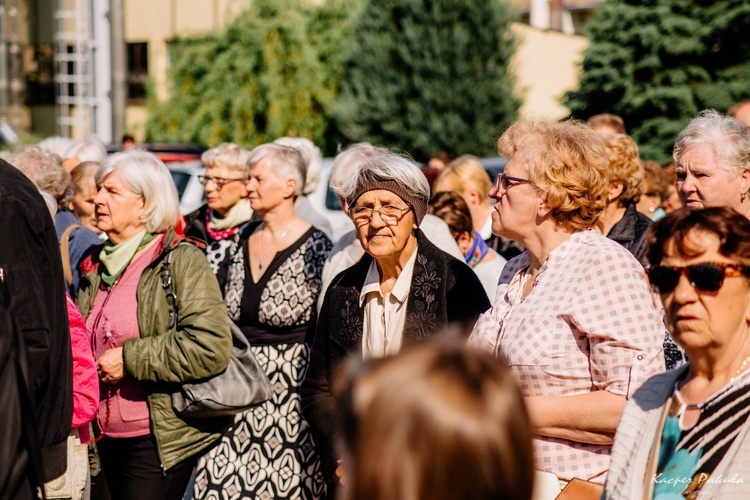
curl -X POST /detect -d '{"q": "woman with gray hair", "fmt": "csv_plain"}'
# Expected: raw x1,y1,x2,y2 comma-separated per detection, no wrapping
75,150,232,500
301,153,490,494
194,143,333,500
674,109,750,218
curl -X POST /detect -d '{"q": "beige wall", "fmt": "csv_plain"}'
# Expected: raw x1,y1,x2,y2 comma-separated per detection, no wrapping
511,22,588,121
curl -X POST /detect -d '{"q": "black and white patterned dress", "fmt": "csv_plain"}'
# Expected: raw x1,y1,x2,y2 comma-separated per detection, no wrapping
194,222,332,500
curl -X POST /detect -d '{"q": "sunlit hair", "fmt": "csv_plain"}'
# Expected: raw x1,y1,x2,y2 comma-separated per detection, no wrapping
432,155,493,205
247,143,306,198
587,113,626,134
497,119,609,231
96,149,180,233
63,137,107,163
273,137,323,195
201,143,251,176
646,207,750,267
329,143,389,199
338,340,534,500
673,109,750,177
641,160,669,200
70,161,100,195
1,145,73,209
38,136,74,158
603,134,643,206
38,189,58,219
428,191,474,241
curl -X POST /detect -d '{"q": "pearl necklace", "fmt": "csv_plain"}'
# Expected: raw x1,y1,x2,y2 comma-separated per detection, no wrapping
257,221,292,270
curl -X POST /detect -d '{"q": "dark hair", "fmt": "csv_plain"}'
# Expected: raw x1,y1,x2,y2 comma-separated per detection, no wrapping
338,341,534,500
428,191,473,241
646,207,750,266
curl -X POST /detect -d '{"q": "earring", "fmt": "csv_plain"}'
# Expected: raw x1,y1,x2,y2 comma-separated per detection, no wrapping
742,192,747,203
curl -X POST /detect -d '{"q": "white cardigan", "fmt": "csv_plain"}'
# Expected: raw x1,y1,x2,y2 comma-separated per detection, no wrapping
603,365,750,499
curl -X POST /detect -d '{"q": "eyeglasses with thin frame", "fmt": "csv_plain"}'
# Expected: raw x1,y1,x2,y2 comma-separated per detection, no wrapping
197,175,246,191
349,205,411,225
647,262,750,294
495,173,535,192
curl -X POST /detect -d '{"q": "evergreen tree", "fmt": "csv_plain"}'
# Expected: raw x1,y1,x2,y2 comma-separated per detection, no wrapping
332,0,520,161
565,0,750,163
145,0,358,151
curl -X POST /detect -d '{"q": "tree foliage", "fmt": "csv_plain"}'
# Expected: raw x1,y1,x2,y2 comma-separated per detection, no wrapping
145,0,358,151
565,0,750,163
332,0,520,161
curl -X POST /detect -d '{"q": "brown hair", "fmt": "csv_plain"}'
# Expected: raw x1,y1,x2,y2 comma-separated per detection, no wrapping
646,207,750,267
338,341,534,500
587,113,626,134
428,191,474,241
432,155,493,204
497,119,609,231
641,160,669,200
70,161,100,195
603,134,643,205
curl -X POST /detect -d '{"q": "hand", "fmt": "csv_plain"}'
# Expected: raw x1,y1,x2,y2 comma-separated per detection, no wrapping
97,347,125,384
335,459,346,486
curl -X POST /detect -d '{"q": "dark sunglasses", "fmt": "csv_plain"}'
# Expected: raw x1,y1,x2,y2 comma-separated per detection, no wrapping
647,262,750,294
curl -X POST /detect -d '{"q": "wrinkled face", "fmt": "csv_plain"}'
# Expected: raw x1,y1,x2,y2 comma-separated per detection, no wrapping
658,230,750,355
245,158,293,215
488,151,542,242
203,166,247,217
72,177,101,234
94,171,146,244
675,143,746,210
351,189,416,262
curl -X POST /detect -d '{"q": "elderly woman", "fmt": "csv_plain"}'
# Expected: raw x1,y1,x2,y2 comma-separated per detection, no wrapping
194,144,333,500
636,160,670,221
302,153,490,493
604,207,750,498
675,109,750,217
469,119,666,491
184,143,252,277
70,161,103,235
76,150,232,500
595,134,652,267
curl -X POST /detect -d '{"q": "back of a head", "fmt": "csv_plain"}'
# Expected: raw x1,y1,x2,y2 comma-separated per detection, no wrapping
63,137,107,163
329,143,389,199
602,134,643,205
273,137,322,195
2,145,73,209
428,191,474,241
340,342,534,500
432,155,493,203
587,113,626,135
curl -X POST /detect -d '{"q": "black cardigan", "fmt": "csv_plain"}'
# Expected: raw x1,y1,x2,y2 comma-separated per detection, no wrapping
301,231,490,484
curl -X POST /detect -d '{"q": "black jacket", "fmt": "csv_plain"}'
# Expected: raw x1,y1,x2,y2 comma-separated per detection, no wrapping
0,160,73,482
301,231,490,485
607,203,652,268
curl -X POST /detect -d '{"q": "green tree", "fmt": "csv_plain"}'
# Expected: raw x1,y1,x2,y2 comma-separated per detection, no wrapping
565,0,750,163
332,0,520,161
145,0,358,151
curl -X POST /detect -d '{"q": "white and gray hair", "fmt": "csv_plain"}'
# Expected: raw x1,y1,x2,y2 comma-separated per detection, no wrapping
273,137,322,196
201,142,251,176
673,109,750,175
38,189,58,220
63,137,108,163
96,149,180,233
1,145,73,209
38,136,74,158
329,143,389,199
247,143,306,198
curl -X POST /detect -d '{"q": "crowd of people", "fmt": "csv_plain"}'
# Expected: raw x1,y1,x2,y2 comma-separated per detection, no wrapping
2,104,750,500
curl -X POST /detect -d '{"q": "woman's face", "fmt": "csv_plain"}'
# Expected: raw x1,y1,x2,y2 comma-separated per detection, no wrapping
351,189,417,263
488,152,542,241
94,171,146,244
72,177,101,234
203,165,247,217
659,230,750,355
676,143,750,211
245,159,294,215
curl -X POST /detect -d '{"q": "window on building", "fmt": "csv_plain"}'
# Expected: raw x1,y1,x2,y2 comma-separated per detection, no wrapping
127,42,148,103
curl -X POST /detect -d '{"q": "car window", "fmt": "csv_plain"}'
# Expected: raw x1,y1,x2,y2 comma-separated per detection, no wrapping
170,171,192,198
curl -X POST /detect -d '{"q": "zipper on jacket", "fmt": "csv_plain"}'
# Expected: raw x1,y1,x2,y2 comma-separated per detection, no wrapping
146,393,167,476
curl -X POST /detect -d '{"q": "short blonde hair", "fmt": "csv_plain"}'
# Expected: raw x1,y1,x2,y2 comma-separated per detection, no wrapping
603,134,643,206
201,143,251,176
432,155,493,205
497,119,609,231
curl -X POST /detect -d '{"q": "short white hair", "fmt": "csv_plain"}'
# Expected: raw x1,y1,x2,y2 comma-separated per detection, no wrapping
273,137,322,195
96,149,180,233
38,189,58,219
64,137,108,163
674,109,750,176
38,136,74,158
247,143,306,198
330,143,389,199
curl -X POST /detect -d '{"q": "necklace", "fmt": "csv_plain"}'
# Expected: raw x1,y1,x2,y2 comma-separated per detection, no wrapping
677,353,750,411
257,221,293,270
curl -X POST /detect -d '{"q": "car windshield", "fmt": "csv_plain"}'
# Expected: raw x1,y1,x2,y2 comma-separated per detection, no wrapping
170,171,192,199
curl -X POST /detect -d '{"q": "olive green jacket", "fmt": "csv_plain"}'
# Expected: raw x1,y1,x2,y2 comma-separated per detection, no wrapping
77,228,232,470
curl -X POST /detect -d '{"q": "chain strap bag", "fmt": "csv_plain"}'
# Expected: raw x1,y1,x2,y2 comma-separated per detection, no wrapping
161,249,273,418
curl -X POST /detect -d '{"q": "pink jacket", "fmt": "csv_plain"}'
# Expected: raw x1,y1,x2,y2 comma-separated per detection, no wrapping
67,294,98,442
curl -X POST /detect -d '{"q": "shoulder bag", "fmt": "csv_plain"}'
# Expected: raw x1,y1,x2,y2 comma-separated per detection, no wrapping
161,248,273,418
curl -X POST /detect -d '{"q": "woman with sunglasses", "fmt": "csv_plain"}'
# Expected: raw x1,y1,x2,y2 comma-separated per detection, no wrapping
470,119,666,494
604,207,750,498
302,153,490,496
184,143,253,278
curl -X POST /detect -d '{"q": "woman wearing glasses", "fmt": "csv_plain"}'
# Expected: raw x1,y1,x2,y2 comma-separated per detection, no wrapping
302,153,490,495
470,119,666,493
184,143,253,278
604,207,750,498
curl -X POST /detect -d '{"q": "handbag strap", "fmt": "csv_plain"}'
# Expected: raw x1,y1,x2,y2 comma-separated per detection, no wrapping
60,224,82,287
160,251,178,332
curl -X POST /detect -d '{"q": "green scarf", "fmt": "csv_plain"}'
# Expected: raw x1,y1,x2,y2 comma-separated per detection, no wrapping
99,230,158,288
209,197,253,230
